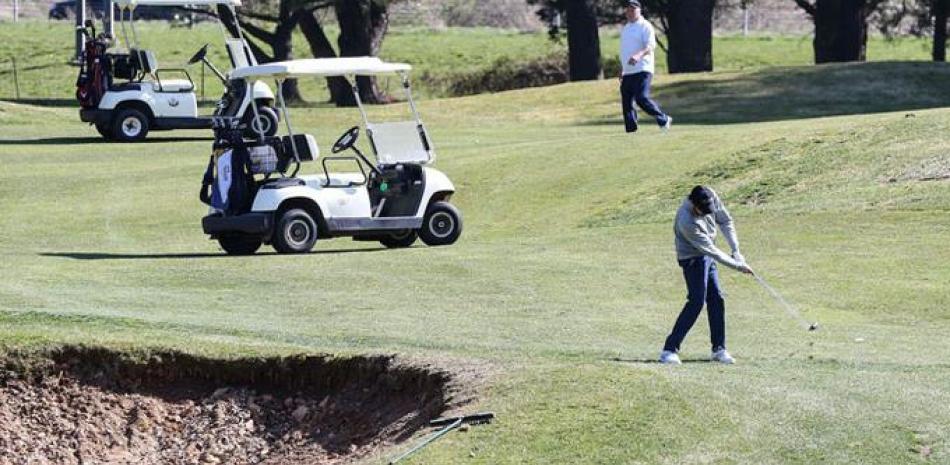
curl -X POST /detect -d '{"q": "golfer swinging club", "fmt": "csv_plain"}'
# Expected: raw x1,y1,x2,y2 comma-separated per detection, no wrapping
660,186,754,365
620,0,672,133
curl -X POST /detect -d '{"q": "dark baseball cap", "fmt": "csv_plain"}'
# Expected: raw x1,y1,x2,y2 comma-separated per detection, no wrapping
627,0,641,8
688,185,716,215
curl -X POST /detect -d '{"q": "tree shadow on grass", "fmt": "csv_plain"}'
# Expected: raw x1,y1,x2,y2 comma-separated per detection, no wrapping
0,136,213,145
583,61,950,126
40,247,392,260
0,98,76,108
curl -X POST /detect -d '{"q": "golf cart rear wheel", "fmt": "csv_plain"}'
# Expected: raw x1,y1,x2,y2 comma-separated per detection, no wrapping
419,201,462,246
112,108,149,142
95,123,114,140
379,229,418,248
242,106,279,139
273,208,318,254
218,235,262,255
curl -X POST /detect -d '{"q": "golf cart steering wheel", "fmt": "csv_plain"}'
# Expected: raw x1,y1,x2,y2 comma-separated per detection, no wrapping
332,126,360,153
188,44,209,65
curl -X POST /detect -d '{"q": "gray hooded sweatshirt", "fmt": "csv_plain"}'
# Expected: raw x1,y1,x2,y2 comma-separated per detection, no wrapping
674,188,742,270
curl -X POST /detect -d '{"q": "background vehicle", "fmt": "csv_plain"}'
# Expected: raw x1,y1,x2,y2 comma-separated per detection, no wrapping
75,0,277,142
200,57,462,255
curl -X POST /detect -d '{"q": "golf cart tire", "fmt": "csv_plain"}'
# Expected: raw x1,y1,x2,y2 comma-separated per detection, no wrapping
379,230,418,249
218,235,262,256
419,201,462,246
243,106,279,139
95,123,114,140
273,208,318,254
112,108,150,142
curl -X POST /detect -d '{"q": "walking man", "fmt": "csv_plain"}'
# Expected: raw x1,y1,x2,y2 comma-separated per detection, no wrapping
660,186,754,365
620,0,672,133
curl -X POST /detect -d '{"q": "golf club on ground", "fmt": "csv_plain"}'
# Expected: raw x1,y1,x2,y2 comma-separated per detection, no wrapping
753,273,818,331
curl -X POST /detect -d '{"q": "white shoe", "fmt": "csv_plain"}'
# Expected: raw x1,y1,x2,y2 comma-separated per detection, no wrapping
661,116,673,132
659,350,682,365
711,348,735,364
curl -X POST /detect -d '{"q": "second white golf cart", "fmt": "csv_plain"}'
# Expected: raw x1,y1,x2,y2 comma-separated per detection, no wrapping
76,0,278,141
199,57,462,255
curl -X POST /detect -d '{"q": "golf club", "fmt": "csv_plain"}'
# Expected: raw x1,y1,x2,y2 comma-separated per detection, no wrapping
753,273,818,331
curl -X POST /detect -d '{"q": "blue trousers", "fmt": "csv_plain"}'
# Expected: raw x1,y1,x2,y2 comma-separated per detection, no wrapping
663,256,726,353
621,72,669,132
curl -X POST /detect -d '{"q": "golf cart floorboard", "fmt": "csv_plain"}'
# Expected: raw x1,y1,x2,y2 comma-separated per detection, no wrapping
327,217,422,232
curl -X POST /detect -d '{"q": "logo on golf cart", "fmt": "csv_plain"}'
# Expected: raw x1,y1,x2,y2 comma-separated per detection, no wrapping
168,97,180,107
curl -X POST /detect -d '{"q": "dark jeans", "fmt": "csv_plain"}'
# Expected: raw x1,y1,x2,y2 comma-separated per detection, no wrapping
663,256,726,353
620,72,669,132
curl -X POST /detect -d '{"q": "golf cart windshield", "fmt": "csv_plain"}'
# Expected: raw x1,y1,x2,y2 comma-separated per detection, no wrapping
232,57,435,166
114,0,254,72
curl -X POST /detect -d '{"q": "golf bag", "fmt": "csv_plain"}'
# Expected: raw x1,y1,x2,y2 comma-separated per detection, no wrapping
76,30,111,109
200,128,256,216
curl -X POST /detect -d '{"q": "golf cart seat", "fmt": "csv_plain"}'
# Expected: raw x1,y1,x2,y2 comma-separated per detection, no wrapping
367,121,433,165
151,79,194,92
281,134,319,162
131,48,158,74
130,48,194,92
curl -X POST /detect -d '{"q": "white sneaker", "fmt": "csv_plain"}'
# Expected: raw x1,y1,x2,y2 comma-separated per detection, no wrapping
661,116,673,132
711,348,735,364
659,350,682,365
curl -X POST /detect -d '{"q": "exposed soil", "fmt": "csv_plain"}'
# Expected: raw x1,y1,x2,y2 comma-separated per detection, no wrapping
887,155,950,183
0,346,468,465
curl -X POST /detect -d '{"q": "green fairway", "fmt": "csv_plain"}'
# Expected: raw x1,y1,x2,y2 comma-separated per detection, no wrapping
1,57,949,463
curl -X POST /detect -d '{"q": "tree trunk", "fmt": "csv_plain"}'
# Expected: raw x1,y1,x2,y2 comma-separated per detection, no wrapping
564,0,601,81
665,0,715,73
935,0,948,62
335,0,388,104
216,5,271,63
813,0,869,63
299,10,356,106
273,2,303,103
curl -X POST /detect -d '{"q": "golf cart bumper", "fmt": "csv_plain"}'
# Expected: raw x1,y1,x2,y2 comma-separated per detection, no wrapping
80,109,111,125
202,213,272,237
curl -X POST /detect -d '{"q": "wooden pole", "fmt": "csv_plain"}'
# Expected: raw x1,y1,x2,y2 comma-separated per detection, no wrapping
12,56,20,100
13,0,18,23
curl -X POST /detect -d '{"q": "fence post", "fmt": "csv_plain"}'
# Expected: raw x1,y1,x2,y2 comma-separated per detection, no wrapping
12,57,21,100
13,0,19,23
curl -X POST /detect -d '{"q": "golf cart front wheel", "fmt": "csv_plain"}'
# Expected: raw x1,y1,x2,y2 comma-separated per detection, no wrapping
273,208,318,254
218,235,262,255
419,202,462,246
112,108,149,142
243,106,279,138
379,229,418,248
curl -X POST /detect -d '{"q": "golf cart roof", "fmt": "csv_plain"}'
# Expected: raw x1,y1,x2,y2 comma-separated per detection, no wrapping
114,0,241,7
230,57,411,80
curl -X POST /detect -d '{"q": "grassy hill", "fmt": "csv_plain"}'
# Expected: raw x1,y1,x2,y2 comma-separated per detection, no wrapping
1,60,949,464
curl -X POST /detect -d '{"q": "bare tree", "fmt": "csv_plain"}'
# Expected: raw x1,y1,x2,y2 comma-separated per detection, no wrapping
936,0,949,61
793,0,889,63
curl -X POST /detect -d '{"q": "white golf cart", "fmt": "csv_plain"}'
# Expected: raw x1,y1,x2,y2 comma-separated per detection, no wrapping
76,0,278,142
199,57,462,255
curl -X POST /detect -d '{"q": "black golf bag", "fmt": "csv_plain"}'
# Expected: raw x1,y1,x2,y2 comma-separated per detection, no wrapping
199,128,257,216
76,26,111,109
